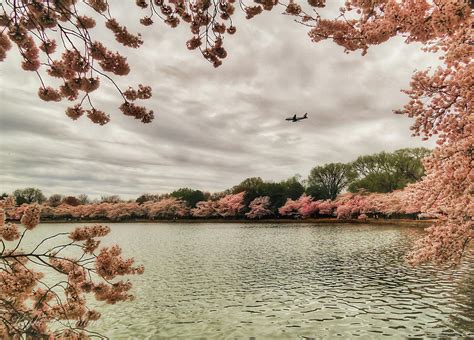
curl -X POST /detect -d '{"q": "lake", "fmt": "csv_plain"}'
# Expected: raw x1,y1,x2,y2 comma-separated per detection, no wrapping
27,223,473,339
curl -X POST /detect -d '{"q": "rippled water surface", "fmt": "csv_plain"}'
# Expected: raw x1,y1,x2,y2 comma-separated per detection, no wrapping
32,223,473,339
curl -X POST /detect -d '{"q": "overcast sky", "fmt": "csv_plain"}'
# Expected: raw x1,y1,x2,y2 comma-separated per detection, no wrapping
0,4,438,199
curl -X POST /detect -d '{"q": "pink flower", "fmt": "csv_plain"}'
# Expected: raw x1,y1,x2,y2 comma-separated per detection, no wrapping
0,223,20,241
20,204,41,230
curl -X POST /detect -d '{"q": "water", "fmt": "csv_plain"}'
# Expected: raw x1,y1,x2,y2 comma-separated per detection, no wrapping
23,223,474,339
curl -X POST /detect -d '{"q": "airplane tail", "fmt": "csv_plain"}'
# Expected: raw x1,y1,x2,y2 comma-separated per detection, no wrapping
303,113,308,118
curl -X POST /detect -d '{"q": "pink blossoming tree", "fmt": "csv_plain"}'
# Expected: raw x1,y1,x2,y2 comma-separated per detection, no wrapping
143,197,189,219
0,197,144,338
278,197,304,218
215,192,246,218
279,195,321,218
246,196,273,219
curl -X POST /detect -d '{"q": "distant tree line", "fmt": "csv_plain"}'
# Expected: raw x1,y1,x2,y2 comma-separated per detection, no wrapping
3,148,430,219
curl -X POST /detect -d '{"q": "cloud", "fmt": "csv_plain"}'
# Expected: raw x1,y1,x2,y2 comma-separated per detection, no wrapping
0,5,438,198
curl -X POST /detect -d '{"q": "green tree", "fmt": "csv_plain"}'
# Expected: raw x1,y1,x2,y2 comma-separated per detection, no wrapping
280,176,305,200
170,188,206,208
100,195,122,203
234,176,304,213
13,188,46,205
305,184,328,200
307,163,356,200
136,193,159,204
348,173,400,193
349,152,400,192
392,148,431,182
230,177,264,194
349,148,430,193
48,194,64,207
257,182,288,213
77,194,90,205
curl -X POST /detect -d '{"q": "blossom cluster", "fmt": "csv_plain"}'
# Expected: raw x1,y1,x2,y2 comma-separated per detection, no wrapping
1,0,152,125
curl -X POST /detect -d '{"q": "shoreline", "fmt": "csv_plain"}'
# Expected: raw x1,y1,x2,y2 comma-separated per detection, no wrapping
34,218,435,227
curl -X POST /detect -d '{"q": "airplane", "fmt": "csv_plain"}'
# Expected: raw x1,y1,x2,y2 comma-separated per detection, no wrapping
285,113,308,122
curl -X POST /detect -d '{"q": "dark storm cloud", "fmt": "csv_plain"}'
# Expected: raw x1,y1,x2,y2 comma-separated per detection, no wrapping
0,4,438,198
